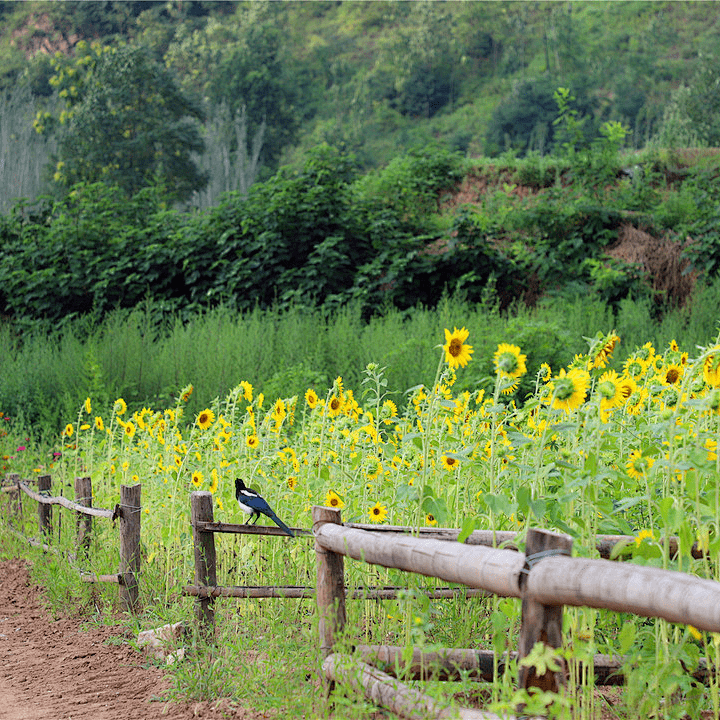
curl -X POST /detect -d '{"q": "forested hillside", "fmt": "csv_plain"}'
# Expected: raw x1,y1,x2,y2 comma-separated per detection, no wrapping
1,1,720,330
2,1,719,202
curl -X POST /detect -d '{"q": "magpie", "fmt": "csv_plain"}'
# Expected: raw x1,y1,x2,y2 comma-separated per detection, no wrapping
234,478,295,537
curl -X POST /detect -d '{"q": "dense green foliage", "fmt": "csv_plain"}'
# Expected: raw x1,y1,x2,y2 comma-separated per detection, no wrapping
0,144,474,323
1,133,720,328
34,42,207,201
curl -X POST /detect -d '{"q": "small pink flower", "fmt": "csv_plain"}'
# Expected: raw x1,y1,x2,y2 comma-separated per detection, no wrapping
17,446,26,452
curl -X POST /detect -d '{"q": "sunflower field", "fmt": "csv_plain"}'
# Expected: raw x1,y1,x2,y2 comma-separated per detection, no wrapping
23,324,720,717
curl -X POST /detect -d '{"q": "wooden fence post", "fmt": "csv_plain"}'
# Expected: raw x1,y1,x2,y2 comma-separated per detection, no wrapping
517,528,573,693
313,506,347,659
118,483,141,612
37,474,52,538
7,472,20,522
74,475,92,556
191,491,217,638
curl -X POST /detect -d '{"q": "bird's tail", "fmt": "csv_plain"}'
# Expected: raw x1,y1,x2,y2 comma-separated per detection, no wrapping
268,511,295,537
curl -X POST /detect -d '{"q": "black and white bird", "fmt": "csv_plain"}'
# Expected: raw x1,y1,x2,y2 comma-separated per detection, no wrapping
234,478,295,537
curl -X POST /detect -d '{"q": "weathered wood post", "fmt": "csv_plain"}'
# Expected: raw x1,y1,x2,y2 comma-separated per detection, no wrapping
191,491,217,638
74,475,93,556
118,483,141,612
313,506,347,660
7,472,20,522
37,474,52,537
517,527,573,693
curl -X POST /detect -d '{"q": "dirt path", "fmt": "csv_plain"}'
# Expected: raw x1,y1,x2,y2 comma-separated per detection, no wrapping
0,557,252,719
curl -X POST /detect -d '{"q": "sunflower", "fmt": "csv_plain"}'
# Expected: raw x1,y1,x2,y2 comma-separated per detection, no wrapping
441,454,460,471
325,490,344,509
196,409,215,430
94,416,104,431
704,350,720,388
538,363,552,383
84,397,92,414
191,471,204,488
617,375,637,403
637,341,656,362
549,368,590,414
635,528,654,546
493,343,527,379
343,389,361,419
626,387,649,416
246,434,259,449
590,332,620,370
443,327,474,369
114,398,127,416
623,355,648,379
706,388,720,416
240,380,253,402
124,422,136,438
273,398,286,423
287,476,298,491
305,388,319,409
650,354,665,373
368,502,388,523
63,423,74,438
597,370,623,409
425,513,438,526
209,469,219,494
327,394,343,418
382,399,398,420
180,384,194,402
626,449,654,480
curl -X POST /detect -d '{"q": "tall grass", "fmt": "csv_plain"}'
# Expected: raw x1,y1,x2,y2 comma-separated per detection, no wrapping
2,283,720,439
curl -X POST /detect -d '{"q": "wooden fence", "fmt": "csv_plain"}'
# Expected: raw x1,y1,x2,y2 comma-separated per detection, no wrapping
1,472,141,612
312,505,720,720
184,491,489,637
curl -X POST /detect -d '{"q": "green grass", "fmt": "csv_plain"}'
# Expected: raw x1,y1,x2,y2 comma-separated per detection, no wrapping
2,284,720,441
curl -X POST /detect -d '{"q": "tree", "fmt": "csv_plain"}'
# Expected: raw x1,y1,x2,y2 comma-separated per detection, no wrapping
165,3,298,175
35,41,207,202
485,76,594,157
655,54,720,148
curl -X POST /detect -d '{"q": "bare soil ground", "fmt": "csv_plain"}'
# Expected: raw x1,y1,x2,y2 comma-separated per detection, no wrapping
0,557,259,720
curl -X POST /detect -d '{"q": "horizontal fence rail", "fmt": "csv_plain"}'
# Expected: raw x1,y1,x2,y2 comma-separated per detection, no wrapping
344,522,705,560
184,584,488,600
315,519,526,599
192,519,312,537
353,644,713,688
17,481,115,518
316,519,720,631
524,555,720,633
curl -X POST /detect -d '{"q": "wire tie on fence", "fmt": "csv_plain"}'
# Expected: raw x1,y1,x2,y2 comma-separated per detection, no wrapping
520,547,571,580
